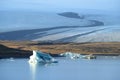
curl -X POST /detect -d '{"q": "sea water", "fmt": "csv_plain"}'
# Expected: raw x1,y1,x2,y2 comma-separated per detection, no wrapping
0,56,120,80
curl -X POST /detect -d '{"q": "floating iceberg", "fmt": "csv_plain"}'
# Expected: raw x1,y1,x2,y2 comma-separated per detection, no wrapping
29,50,58,64
60,52,96,60
60,52,81,59
82,54,96,59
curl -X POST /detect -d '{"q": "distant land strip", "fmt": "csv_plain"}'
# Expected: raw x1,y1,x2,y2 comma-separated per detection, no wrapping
0,40,120,58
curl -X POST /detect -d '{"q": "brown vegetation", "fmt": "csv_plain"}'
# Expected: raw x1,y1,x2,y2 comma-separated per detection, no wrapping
0,40,120,56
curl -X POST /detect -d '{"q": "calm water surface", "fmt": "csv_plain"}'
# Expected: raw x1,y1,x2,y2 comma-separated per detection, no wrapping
0,56,120,80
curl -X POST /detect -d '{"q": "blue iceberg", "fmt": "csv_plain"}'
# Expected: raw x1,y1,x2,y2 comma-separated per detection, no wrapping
29,50,58,64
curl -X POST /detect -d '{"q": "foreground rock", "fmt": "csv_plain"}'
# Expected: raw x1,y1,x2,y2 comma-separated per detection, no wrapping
0,44,32,58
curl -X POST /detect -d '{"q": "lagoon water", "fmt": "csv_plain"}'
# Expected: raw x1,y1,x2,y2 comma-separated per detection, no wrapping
0,56,120,80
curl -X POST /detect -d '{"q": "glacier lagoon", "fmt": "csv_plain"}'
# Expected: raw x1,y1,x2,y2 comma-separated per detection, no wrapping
0,56,120,80
0,10,120,42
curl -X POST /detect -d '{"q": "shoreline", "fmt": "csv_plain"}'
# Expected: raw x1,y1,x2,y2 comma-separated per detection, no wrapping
0,40,120,59
0,54,120,59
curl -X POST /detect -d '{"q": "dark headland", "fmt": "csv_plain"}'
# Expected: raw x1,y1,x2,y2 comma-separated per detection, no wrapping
0,40,120,58
58,12,84,19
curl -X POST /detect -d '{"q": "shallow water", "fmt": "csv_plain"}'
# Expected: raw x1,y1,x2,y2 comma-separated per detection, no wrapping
0,56,120,80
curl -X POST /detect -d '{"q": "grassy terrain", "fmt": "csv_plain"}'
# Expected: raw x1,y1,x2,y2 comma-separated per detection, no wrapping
0,40,120,58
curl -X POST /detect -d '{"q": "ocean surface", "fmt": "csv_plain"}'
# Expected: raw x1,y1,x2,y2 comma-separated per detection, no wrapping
0,56,120,80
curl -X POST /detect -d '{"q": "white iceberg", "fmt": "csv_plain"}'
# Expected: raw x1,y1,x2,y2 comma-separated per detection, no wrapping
60,52,81,59
82,54,96,59
60,52,96,60
29,50,58,64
